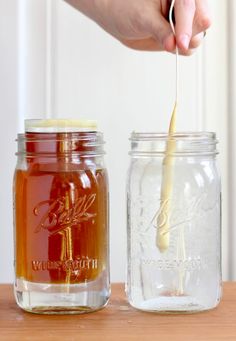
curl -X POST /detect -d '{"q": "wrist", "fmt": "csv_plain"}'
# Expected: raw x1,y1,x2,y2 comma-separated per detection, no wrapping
64,0,106,22
64,0,93,15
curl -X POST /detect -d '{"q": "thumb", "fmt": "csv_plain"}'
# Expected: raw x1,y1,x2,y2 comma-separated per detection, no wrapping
146,13,175,52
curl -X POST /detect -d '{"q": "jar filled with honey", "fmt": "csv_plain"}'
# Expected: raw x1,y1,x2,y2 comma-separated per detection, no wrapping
14,119,110,314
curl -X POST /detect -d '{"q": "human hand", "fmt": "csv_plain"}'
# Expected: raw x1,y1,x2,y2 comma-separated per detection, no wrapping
65,0,211,55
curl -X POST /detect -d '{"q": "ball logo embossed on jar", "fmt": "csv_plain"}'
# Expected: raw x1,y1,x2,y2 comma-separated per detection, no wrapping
33,194,97,233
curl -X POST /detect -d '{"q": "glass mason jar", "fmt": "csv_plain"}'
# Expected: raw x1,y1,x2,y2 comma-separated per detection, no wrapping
126,132,221,313
13,119,110,314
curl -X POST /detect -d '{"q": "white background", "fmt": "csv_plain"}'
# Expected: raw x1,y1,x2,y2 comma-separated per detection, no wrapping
0,0,233,283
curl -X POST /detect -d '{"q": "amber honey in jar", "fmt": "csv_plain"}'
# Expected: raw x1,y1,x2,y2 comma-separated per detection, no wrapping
14,119,110,314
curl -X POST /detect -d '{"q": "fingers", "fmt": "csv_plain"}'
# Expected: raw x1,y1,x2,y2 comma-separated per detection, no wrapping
174,0,196,51
192,0,211,36
149,0,208,55
145,12,176,52
189,31,205,49
173,0,211,55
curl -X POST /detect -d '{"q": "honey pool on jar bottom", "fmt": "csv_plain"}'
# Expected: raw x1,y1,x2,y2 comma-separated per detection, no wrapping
14,166,108,285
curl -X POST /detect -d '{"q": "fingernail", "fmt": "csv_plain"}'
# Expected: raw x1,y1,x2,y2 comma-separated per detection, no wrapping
179,34,190,50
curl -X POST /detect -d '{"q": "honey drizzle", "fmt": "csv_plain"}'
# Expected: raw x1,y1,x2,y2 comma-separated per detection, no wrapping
156,0,178,252
156,103,177,252
156,0,186,295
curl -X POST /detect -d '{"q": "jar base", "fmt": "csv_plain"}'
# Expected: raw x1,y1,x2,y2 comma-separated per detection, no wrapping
129,296,219,313
14,277,110,314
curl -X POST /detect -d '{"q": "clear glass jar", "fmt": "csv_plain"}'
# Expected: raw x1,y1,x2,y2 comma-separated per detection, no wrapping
14,119,110,314
126,132,221,313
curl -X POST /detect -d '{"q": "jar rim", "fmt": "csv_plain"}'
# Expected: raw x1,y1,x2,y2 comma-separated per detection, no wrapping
16,131,105,157
16,131,103,142
129,131,218,157
130,131,217,141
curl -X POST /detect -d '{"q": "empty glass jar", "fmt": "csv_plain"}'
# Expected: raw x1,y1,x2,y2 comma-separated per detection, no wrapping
126,132,221,313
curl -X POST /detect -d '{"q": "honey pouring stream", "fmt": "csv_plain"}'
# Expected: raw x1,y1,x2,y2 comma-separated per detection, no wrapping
156,0,186,295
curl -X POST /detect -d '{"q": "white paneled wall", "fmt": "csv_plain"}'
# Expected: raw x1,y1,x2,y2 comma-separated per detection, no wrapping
203,0,229,280
18,0,49,126
0,0,18,283
228,0,236,279
0,0,231,282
